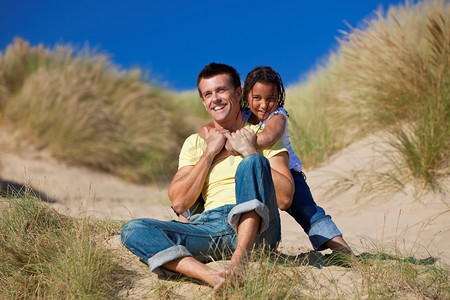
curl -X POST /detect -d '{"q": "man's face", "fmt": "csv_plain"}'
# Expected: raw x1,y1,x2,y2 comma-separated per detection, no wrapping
198,74,241,127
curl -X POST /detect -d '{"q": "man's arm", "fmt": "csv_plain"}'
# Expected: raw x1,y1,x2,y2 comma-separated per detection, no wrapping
168,128,227,215
268,151,294,211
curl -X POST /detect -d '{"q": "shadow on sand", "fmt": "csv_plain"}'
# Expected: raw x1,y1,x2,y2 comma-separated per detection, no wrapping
274,250,438,269
0,179,57,203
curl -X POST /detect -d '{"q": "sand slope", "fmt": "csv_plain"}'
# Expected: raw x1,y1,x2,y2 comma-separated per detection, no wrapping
1,130,449,297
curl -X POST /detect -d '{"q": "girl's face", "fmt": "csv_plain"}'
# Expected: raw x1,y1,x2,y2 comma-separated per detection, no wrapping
248,82,278,121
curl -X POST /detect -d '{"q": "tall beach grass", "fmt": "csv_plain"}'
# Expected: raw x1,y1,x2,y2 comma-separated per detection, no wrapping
0,39,203,184
142,246,449,299
2,195,448,299
0,194,131,299
286,0,449,192
1,194,449,299
0,1,447,191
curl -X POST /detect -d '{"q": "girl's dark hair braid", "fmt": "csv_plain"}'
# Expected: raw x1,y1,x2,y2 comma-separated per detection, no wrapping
241,66,286,110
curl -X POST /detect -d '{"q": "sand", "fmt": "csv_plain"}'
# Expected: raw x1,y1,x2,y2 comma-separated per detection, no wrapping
1,130,448,297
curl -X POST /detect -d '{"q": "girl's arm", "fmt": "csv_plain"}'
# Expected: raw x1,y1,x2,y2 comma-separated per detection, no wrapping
255,114,286,148
199,112,286,149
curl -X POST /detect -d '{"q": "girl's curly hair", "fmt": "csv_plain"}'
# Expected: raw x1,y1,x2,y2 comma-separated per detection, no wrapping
241,66,285,110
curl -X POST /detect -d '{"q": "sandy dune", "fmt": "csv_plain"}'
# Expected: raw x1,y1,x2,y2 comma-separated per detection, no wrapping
1,131,449,297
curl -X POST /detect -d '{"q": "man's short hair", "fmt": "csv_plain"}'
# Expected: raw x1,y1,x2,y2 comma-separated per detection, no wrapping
197,62,241,97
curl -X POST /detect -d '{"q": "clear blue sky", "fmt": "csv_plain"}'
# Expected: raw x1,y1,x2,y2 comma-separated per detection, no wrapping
0,0,407,91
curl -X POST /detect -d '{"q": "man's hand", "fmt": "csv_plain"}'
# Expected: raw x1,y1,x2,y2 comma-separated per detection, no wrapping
224,128,257,157
198,122,214,140
225,140,240,156
205,128,229,157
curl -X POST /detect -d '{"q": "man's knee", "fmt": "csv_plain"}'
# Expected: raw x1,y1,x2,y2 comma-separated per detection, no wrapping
121,218,152,248
237,153,270,174
121,219,138,246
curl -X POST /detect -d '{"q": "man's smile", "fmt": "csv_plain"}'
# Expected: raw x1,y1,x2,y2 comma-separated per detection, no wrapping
212,105,226,111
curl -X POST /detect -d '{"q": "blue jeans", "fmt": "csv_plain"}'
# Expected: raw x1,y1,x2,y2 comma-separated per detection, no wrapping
184,170,343,251
286,170,342,251
121,154,281,274
181,194,204,218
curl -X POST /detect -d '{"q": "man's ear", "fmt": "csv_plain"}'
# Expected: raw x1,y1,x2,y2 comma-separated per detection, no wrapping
235,86,242,98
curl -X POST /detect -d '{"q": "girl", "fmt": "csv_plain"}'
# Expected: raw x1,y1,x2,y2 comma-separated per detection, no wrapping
241,66,353,256
182,66,354,257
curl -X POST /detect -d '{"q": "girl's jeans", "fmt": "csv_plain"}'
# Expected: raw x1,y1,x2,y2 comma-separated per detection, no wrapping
286,170,342,250
121,154,281,274
184,170,343,251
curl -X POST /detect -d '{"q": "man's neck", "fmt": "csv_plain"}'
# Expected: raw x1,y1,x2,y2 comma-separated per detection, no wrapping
214,111,244,132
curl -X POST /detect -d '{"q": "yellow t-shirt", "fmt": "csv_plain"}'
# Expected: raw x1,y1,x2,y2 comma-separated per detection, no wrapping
178,124,287,211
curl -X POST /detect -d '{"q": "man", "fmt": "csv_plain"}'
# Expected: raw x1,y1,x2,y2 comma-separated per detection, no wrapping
121,63,294,293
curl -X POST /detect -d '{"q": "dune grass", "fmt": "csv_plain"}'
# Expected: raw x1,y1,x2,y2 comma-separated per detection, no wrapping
141,246,449,299
0,39,202,184
286,0,449,192
0,194,132,299
0,1,448,192
0,2,449,297
3,195,446,299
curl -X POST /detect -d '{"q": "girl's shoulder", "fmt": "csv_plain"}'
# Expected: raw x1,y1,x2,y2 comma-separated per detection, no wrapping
260,107,287,127
269,107,287,119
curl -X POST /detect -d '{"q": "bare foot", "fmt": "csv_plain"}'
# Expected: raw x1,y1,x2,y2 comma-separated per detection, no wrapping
211,272,226,295
325,236,355,258
218,265,243,280
324,249,360,268
214,264,244,292
332,247,356,259
212,265,246,295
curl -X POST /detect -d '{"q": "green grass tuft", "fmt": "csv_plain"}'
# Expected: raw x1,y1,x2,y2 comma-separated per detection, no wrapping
0,194,132,299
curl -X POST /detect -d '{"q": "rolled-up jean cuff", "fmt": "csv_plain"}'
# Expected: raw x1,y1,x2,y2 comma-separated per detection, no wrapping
228,199,269,234
308,216,342,251
148,245,192,273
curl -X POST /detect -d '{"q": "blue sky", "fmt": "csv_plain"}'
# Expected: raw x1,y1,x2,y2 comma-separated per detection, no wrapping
0,0,407,91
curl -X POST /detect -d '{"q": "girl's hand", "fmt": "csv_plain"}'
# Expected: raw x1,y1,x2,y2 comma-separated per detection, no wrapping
178,215,190,223
224,128,257,157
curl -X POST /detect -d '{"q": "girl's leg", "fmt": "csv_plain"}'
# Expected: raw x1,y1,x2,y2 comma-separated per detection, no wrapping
324,236,354,257
287,170,351,253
